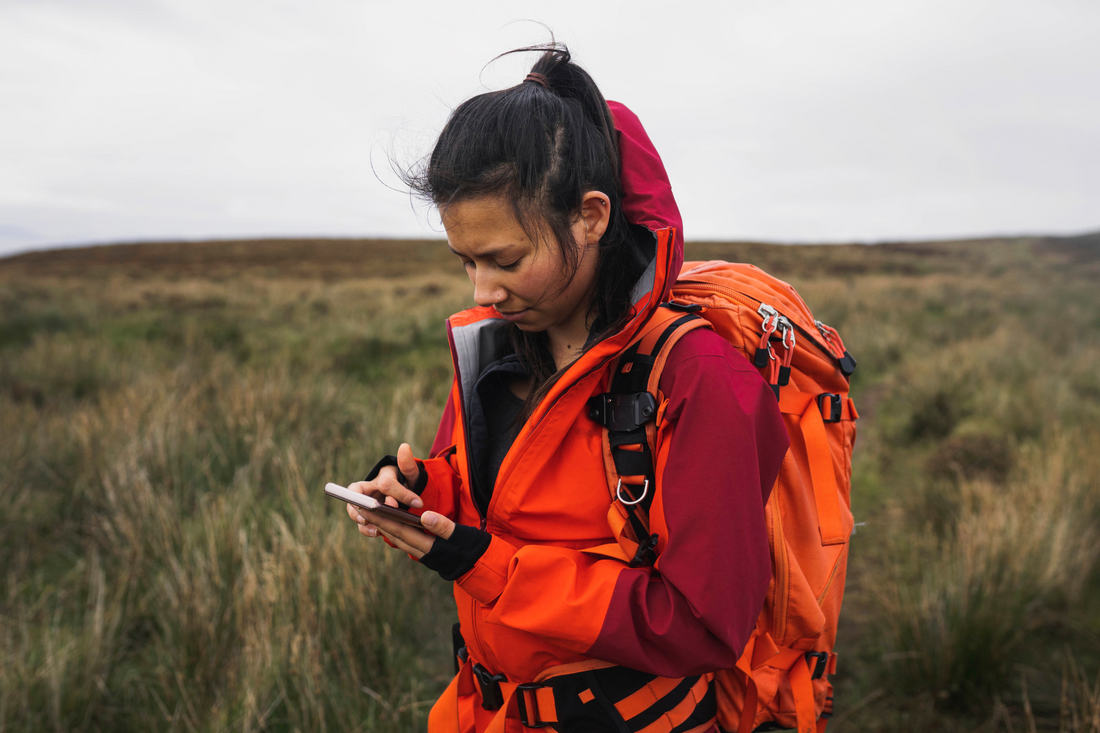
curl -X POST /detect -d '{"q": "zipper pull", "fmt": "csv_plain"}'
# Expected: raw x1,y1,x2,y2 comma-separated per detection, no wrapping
815,319,857,375
754,303,779,369
777,316,795,387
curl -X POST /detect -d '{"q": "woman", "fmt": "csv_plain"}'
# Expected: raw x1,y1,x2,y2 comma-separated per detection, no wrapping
345,45,788,733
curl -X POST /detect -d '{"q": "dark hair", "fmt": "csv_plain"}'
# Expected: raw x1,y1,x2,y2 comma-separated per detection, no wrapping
406,44,646,416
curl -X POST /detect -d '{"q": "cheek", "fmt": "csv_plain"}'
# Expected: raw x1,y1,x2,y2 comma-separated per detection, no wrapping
515,258,557,297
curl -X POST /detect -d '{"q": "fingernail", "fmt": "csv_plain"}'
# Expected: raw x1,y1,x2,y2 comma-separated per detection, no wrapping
356,516,365,525
367,527,378,537
422,513,434,527
411,498,423,509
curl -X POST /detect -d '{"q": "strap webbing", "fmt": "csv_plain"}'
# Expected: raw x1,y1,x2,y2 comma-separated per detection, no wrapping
777,390,849,546
604,310,707,519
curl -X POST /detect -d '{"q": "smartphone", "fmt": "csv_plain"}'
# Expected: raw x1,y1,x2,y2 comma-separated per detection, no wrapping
325,482,424,527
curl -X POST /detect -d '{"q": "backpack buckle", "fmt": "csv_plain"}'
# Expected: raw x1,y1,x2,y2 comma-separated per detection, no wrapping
817,393,843,423
588,392,658,431
665,299,703,313
471,662,507,710
516,683,552,728
629,532,660,568
805,651,829,680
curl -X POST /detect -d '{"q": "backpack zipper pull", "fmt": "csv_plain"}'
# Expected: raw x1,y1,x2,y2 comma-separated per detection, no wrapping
815,319,857,375
776,317,795,387
754,303,779,368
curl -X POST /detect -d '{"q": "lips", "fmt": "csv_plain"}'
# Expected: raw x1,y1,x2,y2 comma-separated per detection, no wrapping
495,308,529,322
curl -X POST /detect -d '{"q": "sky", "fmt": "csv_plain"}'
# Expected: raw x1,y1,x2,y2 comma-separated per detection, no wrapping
1,0,1098,256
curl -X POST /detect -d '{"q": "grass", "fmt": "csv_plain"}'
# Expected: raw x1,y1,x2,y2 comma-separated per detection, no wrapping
2,233,1099,731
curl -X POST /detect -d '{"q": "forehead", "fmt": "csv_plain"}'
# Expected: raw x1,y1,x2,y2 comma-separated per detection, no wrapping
441,197,538,255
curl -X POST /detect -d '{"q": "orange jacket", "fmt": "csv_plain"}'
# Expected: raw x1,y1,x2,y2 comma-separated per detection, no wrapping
414,103,789,731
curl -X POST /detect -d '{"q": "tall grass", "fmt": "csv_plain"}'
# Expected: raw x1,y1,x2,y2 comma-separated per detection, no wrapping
884,432,1100,706
1,266,469,732
3,236,1099,731
1,359,458,731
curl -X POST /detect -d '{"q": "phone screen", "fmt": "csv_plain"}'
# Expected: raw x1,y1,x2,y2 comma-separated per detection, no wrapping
324,483,424,527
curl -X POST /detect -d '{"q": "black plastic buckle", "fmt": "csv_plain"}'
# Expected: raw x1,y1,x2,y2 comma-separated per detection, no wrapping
516,683,551,728
628,533,660,568
588,392,658,432
805,651,829,680
471,662,507,710
452,622,466,674
665,299,703,313
817,393,842,423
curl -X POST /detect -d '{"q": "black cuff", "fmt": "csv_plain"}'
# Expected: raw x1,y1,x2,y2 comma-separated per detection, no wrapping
419,524,492,581
364,455,428,495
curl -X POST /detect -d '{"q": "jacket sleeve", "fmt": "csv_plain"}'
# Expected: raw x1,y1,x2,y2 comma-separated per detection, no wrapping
409,386,465,522
454,329,789,677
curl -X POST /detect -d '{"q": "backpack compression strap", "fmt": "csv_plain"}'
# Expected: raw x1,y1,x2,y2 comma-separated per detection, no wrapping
588,303,709,567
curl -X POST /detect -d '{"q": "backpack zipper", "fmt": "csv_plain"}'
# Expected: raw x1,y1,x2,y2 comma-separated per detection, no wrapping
674,281,837,367
815,550,845,607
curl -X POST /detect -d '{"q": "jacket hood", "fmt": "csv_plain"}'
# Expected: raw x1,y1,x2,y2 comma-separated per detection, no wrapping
608,100,684,313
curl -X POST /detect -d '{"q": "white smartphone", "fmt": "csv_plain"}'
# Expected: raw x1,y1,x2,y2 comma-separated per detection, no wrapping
325,482,424,527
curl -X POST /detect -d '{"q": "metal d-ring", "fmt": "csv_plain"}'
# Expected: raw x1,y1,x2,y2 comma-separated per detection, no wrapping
616,478,649,506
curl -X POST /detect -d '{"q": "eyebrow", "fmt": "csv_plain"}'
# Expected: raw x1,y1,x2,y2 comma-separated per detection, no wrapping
447,244,517,259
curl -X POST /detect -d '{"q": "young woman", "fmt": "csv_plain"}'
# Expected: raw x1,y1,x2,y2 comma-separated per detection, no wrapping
345,46,789,733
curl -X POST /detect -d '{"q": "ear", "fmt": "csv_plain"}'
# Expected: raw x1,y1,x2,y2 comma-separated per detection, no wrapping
578,190,611,246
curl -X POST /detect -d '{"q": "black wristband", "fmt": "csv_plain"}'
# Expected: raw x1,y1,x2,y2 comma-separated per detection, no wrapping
364,455,428,495
419,524,492,581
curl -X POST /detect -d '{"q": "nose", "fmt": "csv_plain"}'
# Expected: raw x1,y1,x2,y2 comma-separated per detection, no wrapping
472,268,507,308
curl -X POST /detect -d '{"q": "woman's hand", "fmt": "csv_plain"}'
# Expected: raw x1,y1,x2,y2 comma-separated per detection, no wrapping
345,443,457,559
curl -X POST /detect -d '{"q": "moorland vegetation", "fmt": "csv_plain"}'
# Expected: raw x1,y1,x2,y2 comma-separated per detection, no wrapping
1,235,1098,732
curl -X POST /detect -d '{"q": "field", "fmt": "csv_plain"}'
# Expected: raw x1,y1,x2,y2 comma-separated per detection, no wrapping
2,234,1099,732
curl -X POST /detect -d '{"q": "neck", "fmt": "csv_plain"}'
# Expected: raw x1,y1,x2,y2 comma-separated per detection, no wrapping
546,307,594,371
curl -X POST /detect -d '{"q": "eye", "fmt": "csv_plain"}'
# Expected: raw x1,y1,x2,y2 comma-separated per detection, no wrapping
498,259,521,271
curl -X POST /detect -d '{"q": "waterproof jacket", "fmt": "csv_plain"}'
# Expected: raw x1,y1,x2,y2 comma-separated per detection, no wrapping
414,102,789,732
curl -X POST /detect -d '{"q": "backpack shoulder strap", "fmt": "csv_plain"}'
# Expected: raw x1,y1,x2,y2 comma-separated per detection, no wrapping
588,303,709,566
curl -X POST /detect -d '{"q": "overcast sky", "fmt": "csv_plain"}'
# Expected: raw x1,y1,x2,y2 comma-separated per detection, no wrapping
1,0,1098,256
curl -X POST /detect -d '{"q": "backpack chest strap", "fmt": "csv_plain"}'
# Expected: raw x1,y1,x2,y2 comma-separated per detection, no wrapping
588,306,711,565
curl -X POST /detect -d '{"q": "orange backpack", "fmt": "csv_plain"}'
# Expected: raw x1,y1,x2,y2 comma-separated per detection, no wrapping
592,260,858,733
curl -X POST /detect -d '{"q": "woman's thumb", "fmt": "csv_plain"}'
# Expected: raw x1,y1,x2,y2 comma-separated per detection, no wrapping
397,443,419,485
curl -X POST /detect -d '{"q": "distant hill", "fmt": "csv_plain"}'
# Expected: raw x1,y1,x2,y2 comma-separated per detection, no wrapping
0,233,1095,280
